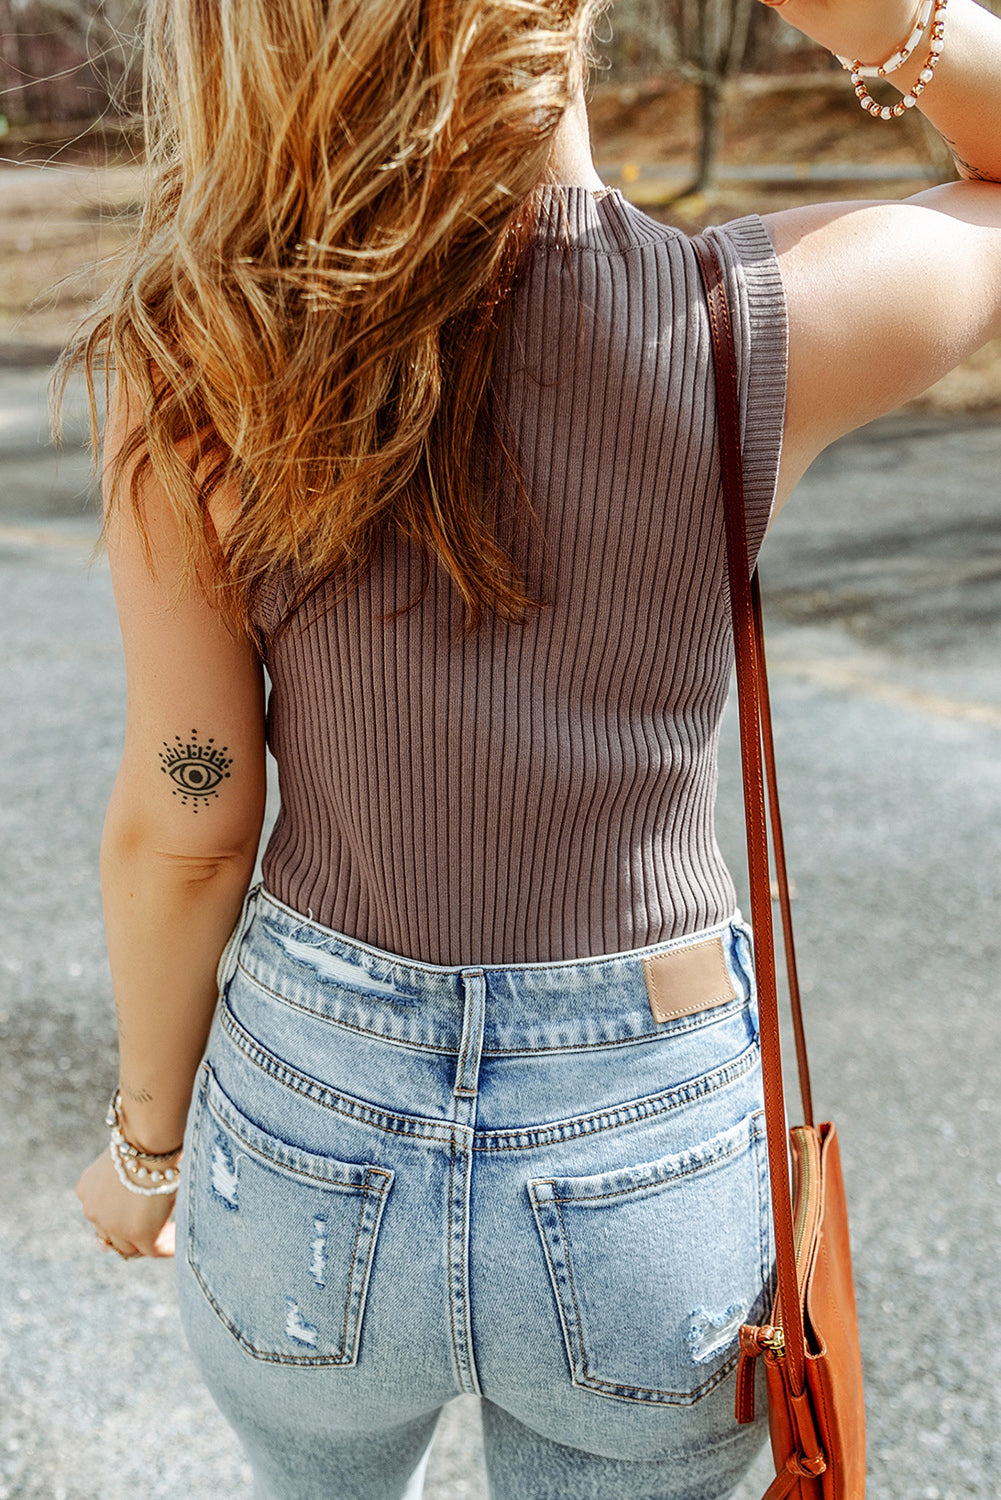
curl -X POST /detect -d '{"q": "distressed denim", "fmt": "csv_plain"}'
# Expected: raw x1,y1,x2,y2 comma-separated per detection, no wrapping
175,885,773,1500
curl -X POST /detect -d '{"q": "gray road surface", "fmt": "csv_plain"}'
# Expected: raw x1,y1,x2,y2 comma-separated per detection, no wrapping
1,367,999,1499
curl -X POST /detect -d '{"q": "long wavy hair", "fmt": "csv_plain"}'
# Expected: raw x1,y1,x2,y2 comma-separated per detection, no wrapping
50,0,608,637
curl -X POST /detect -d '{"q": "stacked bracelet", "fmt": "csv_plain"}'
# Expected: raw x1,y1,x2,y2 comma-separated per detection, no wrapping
839,0,948,120
837,0,933,78
105,1088,183,1197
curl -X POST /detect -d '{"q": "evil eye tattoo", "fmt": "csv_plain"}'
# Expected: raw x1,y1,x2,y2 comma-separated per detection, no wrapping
158,730,233,810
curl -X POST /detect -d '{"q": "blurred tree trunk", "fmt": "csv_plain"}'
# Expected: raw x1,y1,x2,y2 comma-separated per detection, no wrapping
663,0,755,195
743,3,790,71
0,0,144,126
0,1,30,126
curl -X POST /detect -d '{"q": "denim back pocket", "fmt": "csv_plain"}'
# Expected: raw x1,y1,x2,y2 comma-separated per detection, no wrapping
185,1064,393,1366
528,1111,770,1406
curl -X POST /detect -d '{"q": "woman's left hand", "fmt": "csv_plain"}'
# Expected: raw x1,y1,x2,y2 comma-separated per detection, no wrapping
76,1149,177,1259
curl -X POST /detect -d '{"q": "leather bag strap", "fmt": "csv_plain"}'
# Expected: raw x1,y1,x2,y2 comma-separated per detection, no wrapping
692,235,813,1393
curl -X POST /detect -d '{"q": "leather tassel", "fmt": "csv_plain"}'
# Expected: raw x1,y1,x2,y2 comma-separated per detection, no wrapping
735,1339,758,1424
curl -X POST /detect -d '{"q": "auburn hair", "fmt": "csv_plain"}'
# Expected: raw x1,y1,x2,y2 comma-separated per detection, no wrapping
50,0,608,637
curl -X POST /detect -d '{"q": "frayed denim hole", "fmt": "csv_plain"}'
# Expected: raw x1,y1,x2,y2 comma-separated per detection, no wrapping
284,1297,319,1348
310,1215,327,1288
209,1131,240,1211
275,929,412,1001
687,1299,751,1365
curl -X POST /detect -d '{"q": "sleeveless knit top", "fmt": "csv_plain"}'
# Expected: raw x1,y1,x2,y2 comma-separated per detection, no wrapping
253,186,788,965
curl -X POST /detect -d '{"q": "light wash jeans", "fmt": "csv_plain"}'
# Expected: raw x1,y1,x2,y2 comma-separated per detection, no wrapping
175,886,773,1499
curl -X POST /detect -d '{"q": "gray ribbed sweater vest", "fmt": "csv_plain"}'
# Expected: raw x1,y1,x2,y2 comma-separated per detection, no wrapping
253,186,788,964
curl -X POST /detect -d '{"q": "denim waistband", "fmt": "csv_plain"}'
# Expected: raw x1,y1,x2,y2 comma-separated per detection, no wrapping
221,885,755,1057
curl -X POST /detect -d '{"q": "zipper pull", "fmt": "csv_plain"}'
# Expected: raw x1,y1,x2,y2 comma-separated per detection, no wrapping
734,1323,785,1424
760,1323,786,1357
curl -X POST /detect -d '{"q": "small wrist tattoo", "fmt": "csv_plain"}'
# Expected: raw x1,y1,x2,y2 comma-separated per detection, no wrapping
159,730,233,810
122,1084,153,1105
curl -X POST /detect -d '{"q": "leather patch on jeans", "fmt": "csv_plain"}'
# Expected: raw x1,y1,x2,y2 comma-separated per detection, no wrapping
642,935,737,1024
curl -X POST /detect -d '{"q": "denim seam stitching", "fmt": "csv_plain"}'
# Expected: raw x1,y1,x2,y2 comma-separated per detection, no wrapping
203,1084,393,1192
753,1112,771,1302
549,1132,750,1204
575,1353,740,1403
235,959,450,1053
483,1001,747,1051
447,1131,456,1366
353,1175,391,1364
187,1268,358,1367
447,1128,464,1383
219,998,759,1150
472,1046,759,1152
527,1187,580,1391
554,1191,588,1385
219,1002,454,1143
339,1179,369,1360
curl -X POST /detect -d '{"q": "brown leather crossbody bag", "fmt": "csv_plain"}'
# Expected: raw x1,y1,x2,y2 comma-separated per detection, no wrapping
693,236,867,1500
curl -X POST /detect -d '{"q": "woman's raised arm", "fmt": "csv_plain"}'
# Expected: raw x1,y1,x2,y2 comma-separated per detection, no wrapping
762,0,1001,183
757,0,1001,510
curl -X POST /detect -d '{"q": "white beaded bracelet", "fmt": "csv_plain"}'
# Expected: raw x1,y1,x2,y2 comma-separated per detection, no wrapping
837,0,933,78
104,1088,182,1197
109,1130,182,1195
842,0,948,121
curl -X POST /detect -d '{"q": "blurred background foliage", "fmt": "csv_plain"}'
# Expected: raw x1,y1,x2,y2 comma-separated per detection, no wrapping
0,0,817,133
3,0,997,185
4,0,1001,407
0,0,143,131
2,1,998,170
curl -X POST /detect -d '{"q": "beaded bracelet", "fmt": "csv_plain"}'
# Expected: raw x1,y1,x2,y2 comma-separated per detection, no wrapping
837,0,932,78
108,1136,181,1195
841,0,948,122
105,1088,184,1157
105,1088,183,1197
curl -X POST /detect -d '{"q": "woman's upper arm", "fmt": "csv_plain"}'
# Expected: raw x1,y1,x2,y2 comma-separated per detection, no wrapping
761,184,1001,513
102,375,267,862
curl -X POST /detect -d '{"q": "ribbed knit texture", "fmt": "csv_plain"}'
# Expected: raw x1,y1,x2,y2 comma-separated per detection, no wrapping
255,187,788,964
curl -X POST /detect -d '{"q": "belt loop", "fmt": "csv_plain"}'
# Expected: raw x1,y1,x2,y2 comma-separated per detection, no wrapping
215,883,260,995
453,970,486,1103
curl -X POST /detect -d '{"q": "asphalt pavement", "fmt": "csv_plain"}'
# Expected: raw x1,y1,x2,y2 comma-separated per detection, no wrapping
1,366,999,1499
